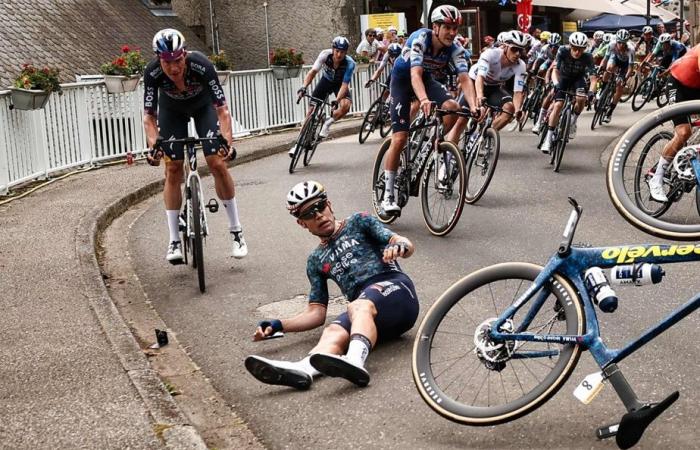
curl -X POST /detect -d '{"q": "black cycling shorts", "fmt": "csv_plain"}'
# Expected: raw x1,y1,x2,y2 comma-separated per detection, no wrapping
667,75,700,126
390,74,452,133
311,77,353,102
479,84,513,108
332,272,419,342
554,76,587,101
158,102,220,161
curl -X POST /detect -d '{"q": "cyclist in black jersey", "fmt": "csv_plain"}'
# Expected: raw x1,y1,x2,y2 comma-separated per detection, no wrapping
245,181,419,390
143,29,247,263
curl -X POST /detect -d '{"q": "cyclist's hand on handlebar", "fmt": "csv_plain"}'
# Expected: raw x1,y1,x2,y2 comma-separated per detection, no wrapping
296,86,307,103
216,134,237,161
419,98,432,116
383,242,409,262
146,136,164,166
364,79,375,89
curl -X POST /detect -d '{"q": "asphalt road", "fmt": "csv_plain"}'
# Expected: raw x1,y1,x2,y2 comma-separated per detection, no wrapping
119,106,699,449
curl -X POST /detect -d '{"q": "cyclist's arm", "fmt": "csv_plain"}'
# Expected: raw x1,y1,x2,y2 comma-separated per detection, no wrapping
458,73,478,111
301,68,318,89
512,64,527,111
336,58,355,101
143,114,159,149
215,105,233,145
370,57,389,81
410,66,429,103
551,65,560,86
475,74,485,102
278,303,327,332
336,82,350,102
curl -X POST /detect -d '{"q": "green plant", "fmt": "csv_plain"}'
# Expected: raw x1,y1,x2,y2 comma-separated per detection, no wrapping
100,45,146,76
351,52,371,64
13,63,61,92
269,48,304,66
209,50,232,70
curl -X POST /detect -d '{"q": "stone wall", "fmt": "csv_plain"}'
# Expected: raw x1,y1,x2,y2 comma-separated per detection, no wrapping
173,0,366,70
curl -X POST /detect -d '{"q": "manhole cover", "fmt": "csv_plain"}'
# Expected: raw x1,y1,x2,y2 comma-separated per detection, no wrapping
257,294,347,317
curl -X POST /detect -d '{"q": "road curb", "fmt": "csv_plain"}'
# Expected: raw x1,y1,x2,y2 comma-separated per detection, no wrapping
75,122,362,448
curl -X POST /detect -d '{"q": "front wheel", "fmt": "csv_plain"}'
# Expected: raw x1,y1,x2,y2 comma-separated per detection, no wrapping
464,128,500,204
412,262,584,426
190,176,206,293
656,82,669,108
359,100,380,144
304,113,323,167
290,118,312,173
379,101,392,138
420,141,467,236
553,108,570,173
631,78,652,112
632,131,674,217
371,138,400,224
620,72,638,103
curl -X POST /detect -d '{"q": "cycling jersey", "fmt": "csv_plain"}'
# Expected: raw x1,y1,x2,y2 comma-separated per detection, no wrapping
669,44,700,89
306,213,402,304
311,49,356,84
652,40,687,63
391,28,469,79
554,46,596,79
537,44,559,62
143,51,226,116
603,39,635,66
469,48,527,92
528,40,545,64
589,40,605,55
636,36,659,57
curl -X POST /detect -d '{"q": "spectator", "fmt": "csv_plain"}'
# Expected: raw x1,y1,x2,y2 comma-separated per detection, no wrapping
356,28,380,62
387,25,399,43
656,23,666,36
482,35,495,52
397,30,407,46
532,28,541,41
375,28,389,60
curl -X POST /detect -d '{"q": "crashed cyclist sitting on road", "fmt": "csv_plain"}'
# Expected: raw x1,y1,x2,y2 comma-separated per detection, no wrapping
245,181,419,389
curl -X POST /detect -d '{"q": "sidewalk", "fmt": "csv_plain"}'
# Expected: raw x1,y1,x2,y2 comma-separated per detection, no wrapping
0,119,362,449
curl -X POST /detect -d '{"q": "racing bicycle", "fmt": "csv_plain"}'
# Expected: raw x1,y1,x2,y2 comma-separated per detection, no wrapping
631,62,668,112
290,92,334,174
359,82,391,144
413,197,695,449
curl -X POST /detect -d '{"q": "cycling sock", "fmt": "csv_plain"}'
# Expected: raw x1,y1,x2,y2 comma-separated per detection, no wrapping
166,210,180,243
222,198,242,232
537,108,547,125
654,156,670,181
546,127,555,141
384,170,396,200
296,355,321,377
346,334,372,366
572,113,579,124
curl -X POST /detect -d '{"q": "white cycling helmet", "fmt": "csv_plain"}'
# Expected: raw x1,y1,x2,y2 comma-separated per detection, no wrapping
496,31,507,45
287,180,327,215
152,28,186,61
431,4,463,25
505,30,528,48
615,29,630,42
388,25,397,33
569,32,588,48
642,26,653,35
332,36,350,51
659,33,672,43
548,32,562,45
603,33,614,43
593,30,605,40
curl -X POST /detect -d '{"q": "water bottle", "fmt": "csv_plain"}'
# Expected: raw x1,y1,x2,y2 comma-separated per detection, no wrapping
584,267,618,313
610,263,665,286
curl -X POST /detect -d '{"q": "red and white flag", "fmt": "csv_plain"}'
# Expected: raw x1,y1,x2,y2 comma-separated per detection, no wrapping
516,0,533,33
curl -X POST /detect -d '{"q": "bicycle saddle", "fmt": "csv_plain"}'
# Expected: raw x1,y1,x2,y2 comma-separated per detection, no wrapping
616,391,679,449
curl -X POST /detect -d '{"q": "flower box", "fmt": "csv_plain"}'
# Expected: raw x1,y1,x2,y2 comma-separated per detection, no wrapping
216,70,232,85
9,87,51,110
270,65,302,80
103,74,141,94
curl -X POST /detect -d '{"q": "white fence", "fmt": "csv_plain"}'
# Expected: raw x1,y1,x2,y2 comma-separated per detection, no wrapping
0,63,386,194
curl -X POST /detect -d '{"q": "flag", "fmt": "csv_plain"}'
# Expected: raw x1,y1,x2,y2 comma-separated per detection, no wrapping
516,0,533,33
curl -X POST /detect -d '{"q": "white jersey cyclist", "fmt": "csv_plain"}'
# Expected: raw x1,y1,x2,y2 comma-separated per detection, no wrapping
602,37,635,67
469,47,527,92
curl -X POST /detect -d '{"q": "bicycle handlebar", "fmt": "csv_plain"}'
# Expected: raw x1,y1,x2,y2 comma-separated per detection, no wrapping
296,92,335,107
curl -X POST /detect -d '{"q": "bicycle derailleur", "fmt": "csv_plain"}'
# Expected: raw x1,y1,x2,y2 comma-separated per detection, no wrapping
473,318,515,372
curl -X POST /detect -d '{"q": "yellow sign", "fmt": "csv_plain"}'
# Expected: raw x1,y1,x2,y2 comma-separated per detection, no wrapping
562,21,577,32
368,13,400,31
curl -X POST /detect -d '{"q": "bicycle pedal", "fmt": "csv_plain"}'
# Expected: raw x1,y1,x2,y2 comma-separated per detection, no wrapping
206,198,219,213
595,422,619,440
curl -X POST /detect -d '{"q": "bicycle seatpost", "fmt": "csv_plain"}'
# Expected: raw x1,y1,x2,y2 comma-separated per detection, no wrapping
558,197,582,257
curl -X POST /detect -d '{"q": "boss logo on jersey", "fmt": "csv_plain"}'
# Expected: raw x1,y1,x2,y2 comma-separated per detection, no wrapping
144,87,156,109
208,79,225,100
150,67,163,78
191,62,207,75
601,244,700,263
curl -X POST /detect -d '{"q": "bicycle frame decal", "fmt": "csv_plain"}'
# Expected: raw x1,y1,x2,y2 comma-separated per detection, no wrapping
601,243,700,264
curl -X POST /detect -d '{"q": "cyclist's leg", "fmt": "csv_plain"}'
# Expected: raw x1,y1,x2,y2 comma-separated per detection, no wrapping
491,87,513,130
444,92,470,145
534,84,553,132
158,107,187,258
382,75,412,210
425,75,457,131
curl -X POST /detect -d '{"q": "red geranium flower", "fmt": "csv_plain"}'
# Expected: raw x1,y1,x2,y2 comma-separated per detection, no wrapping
122,45,130,53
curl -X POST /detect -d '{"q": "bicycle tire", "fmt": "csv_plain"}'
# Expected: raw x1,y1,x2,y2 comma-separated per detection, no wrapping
631,78,652,112
359,100,380,144
412,262,584,426
464,128,500,204
656,83,669,108
371,138,399,224
632,131,674,218
379,102,392,138
620,73,638,103
180,211,189,266
420,141,467,236
190,176,206,293
289,118,312,173
607,100,700,240
304,113,324,167
553,108,570,172
591,95,603,130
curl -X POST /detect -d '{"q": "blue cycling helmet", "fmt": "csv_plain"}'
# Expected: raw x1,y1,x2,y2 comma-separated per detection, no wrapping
152,28,186,61
332,36,350,51
388,43,402,57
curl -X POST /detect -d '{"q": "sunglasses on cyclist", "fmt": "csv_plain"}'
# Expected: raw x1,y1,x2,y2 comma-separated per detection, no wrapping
297,199,328,220
508,46,525,55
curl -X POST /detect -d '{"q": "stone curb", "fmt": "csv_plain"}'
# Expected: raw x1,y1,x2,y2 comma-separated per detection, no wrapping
74,121,362,448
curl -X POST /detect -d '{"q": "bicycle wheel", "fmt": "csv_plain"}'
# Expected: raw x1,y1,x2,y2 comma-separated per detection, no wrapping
607,100,700,240
379,102,392,138
591,90,604,131
620,73,638,103
656,83,669,108
631,78,652,112
190,176,206,293
632,131,674,217
180,210,189,266
553,108,570,173
303,114,323,167
420,142,467,236
371,138,400,224
518,96,531,132
359,100,380,144
464,128,500,204
412,262,584,425
289,118,312,173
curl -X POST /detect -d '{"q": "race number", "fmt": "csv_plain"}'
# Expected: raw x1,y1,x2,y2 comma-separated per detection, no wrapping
573,371,605,404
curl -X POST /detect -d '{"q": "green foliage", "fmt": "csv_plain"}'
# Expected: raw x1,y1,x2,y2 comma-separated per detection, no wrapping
209,50,232,71
100,45,146,76
13,63,61,92
269,48,304,66
351,52,371,64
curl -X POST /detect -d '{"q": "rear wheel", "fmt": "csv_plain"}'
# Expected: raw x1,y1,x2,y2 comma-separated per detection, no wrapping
465,128,500,204
620,72,638,103
412,262,584,425
420,142,467,236
379,101,392,138
290,118,312,173
632,131,674,217
359,100,380,144
656,82,669,108
553,107,570,173
190,176,205,293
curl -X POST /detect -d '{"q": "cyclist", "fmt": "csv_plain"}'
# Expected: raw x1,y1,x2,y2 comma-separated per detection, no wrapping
531,33,563,134
380,5,479,215
643,33,688,73
599,29,635,123
468,30,528,132
295,36,355,147
593,33,614,66
646,43,700,202
590,30,606,53
245,181,419,389
539,32,598,153
143,28,247,263
527,31,551,73
365,43,403,101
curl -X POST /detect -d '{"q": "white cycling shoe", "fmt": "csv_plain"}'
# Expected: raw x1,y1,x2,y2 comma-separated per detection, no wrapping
532,122,541,135
166,241,184,265
381,197,400,214
231,230,248,259
647,177,669,203
540,135,553,154
568,121,577,140
309,353,370,387
288,146,297,158
244,355,312,390
318,118,334,138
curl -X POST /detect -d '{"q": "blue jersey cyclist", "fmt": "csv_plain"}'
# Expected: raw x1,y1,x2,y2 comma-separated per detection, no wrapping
293,36,355,150
599,29,636,123
645,33,688,71
245,181,419,389
381,4,479,215
143,28,247,264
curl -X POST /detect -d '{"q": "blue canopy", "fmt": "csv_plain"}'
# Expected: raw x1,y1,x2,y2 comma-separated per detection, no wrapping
581,13,673,33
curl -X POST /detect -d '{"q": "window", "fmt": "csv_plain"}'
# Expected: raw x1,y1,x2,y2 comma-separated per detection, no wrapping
141,0,177,17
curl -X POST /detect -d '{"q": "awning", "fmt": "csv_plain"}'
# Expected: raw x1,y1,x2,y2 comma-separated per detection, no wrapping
580,13,668,32
620,0,679,21
532,0,679,21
